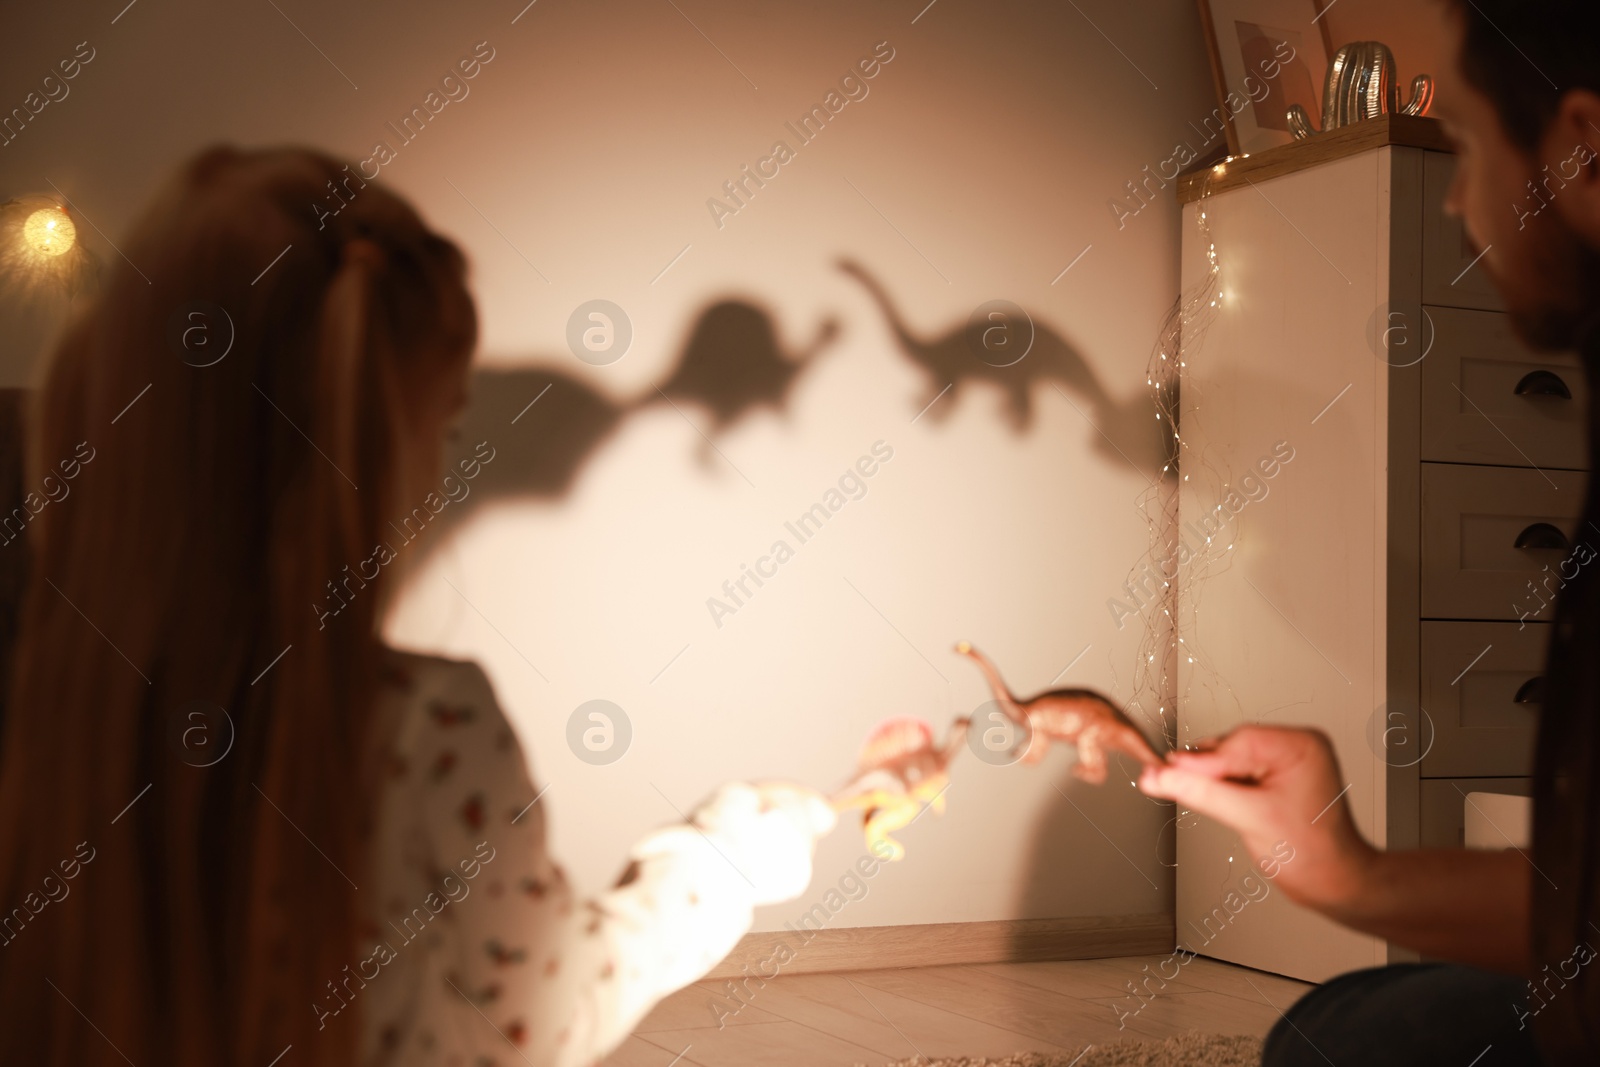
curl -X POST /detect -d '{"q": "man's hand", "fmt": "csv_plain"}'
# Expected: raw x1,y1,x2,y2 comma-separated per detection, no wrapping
1138,725,1376,912
1138,724,1532,972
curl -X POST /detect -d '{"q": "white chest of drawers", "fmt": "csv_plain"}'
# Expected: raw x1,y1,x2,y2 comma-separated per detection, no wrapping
1173,117,1588,981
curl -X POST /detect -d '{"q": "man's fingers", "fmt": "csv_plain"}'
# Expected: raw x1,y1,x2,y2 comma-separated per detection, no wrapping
1169,725,1318,780
1165,750,1268,782
1138,764,1261,829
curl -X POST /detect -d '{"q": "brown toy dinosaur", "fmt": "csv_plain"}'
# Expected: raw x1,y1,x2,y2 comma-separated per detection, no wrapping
955,642,1164,783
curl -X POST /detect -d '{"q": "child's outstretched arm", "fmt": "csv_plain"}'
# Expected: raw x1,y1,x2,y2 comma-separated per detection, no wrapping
401,660,832,1067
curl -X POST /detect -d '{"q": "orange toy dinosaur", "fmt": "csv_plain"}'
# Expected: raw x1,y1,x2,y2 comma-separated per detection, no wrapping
826,643,1166,860
955,642,1164,782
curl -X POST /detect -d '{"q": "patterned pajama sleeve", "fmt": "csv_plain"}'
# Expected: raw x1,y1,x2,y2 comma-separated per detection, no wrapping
409,659,756,1067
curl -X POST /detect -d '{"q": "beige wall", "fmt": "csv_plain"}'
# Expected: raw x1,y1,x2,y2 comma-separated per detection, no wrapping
1322,0,1443,91
0,0,1223,932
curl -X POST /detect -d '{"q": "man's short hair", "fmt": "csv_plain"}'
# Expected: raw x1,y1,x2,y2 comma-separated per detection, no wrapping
1447,0,1600,150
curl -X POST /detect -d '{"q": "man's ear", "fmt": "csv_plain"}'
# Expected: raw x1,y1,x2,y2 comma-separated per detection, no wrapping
1546,89,1600,244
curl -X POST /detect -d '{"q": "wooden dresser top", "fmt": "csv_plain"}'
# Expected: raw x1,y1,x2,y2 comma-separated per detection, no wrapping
1176,115,1453,204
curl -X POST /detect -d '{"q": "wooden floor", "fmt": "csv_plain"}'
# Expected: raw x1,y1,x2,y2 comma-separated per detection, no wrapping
601,955,1316,1067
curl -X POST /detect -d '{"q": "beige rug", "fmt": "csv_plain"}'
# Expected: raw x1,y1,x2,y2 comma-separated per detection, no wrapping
872,1032,1262,1067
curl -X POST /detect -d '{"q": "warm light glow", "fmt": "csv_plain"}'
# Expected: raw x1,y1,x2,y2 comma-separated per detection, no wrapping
23,206,75,257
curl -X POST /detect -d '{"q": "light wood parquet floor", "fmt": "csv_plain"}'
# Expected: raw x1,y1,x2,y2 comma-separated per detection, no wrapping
601,955,1316,1067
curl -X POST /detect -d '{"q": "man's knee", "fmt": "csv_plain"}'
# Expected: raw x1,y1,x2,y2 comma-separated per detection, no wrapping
1260,963,1541,1067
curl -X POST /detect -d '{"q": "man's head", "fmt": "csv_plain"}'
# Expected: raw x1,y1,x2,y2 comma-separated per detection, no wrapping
1436,0,1600,349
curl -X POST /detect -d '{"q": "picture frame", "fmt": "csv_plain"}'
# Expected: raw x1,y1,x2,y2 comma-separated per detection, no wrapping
1195,0,1336,156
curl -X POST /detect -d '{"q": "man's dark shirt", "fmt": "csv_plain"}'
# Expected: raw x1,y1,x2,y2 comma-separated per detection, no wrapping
1532,329,1600,1060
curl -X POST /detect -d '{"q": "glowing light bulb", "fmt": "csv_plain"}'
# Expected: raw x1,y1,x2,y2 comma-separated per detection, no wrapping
23,206,75,257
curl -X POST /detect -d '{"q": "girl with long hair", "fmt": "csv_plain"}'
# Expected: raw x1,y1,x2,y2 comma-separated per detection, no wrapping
0,145,834,1065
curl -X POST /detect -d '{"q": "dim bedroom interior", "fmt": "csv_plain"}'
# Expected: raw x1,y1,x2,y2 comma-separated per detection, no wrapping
0,0,1573,1065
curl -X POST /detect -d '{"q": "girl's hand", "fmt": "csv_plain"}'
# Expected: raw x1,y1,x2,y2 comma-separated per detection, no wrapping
683,781,837,906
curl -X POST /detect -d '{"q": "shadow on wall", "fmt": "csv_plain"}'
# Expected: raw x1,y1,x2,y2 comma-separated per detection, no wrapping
643,300,839,463
1007,750,1176,947
836,259,1171,479
413,294,840,566
413,261,1171,566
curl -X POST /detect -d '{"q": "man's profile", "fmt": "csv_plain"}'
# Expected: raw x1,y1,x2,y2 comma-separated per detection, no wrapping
1140,3,1600,1064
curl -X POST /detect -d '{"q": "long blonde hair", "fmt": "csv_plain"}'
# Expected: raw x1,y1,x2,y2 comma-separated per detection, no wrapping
0,145,476,1064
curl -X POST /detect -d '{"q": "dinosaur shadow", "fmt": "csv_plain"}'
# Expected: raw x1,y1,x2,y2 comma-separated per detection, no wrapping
838,259,1173,480
464,364,630,497
412,297,838,565
371,266,1179,576
1001,757,1177,970
642,299,838,463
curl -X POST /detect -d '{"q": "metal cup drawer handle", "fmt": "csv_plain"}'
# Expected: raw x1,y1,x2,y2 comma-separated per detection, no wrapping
1514,676,1545,705
1514,522,1571,551
1513,369,1573,399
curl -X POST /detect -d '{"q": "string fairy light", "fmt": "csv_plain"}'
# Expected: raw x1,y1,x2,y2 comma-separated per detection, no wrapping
1119,159,1253,866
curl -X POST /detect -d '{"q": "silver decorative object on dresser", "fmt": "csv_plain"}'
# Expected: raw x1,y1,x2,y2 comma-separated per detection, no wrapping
1287,41,1434,139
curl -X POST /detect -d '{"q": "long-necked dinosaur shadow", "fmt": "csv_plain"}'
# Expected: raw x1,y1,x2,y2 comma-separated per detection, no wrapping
643,299,838,463
406,265,1175,574
838,259,1172,480
410,297,838,567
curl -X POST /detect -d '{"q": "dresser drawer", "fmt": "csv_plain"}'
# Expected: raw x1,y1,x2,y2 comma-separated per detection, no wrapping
1419,307,1587,470
1419,777,1533,849
1420,462,1590,621
1422,152,1503,311
1418,620,1547,777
